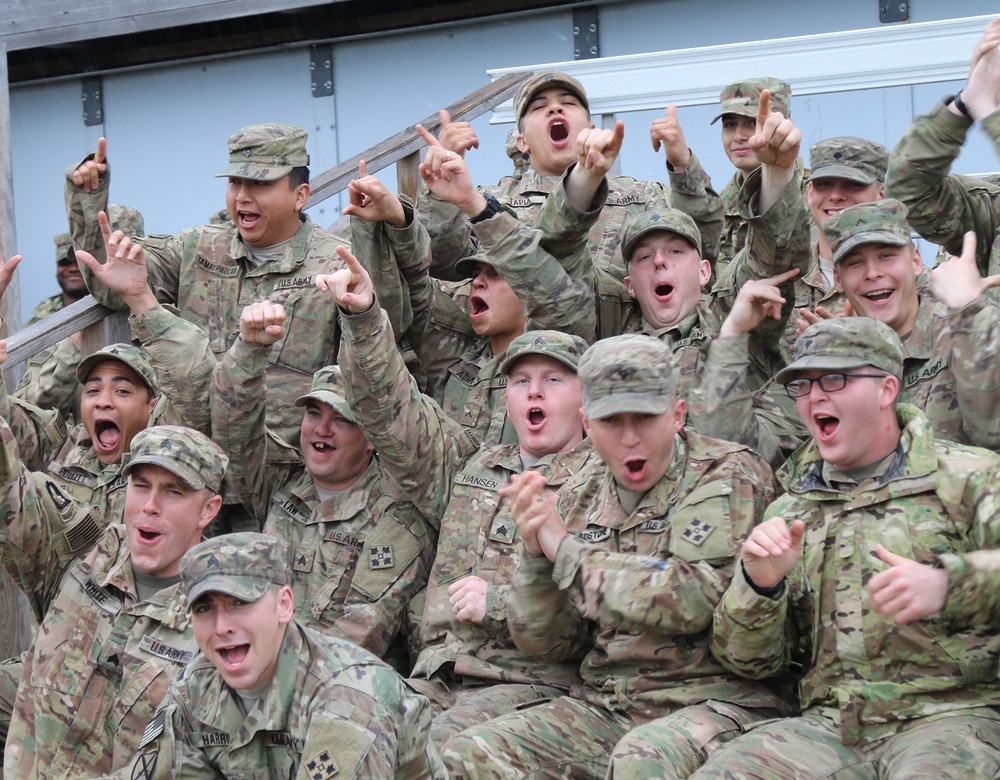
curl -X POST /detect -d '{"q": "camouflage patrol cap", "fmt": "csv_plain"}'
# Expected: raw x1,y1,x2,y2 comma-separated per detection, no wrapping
579,335,677,420
454,251,496,281
775,317,903,384
711,77,791,125
215,124,310,182
108,204,146,238
294,365,355,423
124,425,230,493
54,233,74,264
823,199,912,265
76,343,158,395
181,532,287,605
513,71,590,124
807,136,889,185
499,330,589,375
621,209,702,262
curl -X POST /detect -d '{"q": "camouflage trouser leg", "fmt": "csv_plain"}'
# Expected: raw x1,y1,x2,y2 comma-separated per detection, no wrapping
691,713,1000,779
608,702,783,780
441,695,632,779
431,683,565,748
0,660,22,746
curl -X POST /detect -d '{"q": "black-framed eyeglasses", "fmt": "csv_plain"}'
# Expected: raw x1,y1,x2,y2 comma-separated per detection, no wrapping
783,373,886,399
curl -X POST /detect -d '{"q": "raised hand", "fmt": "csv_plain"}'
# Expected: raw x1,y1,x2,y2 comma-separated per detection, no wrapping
343,160,407,227
741,516,804,590
436,109,480,158
650,105,691,170
75,210,155,312
315,246,374,313
72,137,108,192
239,300,287,346
930,231,1000,308
750,90,800,170
720,268,799,338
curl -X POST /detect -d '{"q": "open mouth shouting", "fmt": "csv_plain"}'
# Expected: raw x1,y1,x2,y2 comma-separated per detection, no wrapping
237,211,261,230
623,457,648,485
814,413,840,443
526,406,546,431
93,419,122,456
654,282,675,300
134,524,163,546
549,119,570,146
216,643,251,671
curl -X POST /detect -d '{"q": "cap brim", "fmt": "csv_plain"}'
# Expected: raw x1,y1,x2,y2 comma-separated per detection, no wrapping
806,165,879,185
188,576,270,605
774,355,872,385
124,454,207,490
710,105,757,125
584,393,672,420
832,232,909,264
623,226,701,263
76,354,157,393
293,391,355,422
215,163,292,182
500,349,579,376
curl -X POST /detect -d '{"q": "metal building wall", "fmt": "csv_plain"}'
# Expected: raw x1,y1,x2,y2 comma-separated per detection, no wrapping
9,0,998,321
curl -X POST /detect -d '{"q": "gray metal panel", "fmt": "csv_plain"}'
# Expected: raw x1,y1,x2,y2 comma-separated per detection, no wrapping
598,0,995,55
0,0,332,50
331,9,575,218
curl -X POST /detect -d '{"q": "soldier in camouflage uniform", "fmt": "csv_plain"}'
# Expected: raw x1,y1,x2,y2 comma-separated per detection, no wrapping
693,317,1000,779
346,120,602,446
441,335,788,779
14,206,145,424
710,77,792,286
0,425,226,778
210,300,435,662
324,251,595,747
779,136,888,360
24,232,86,325
114,532,444,779
67,127,350,444
416,71,724,337
699,199,1000,467
5,342,159,528
886,17,1000,286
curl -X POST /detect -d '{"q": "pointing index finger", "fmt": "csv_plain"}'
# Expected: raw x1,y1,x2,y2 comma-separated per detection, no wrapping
95,137,107,164
358,159,369,178
756,89,772,131
415,123,442,148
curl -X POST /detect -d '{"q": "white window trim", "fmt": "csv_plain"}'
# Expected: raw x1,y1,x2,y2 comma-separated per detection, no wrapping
487,13,993,123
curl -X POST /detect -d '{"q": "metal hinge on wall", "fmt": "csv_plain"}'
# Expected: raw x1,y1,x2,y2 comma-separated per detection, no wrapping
310,44,334,97
81,76,103,126
879,0,908,23
573,9,599,60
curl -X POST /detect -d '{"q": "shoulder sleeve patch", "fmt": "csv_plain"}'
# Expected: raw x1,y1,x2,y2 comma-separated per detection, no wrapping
301,712,374,779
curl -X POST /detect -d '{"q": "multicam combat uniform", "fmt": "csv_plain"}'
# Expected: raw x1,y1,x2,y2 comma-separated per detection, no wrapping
117,622,445,779
0,417,198,778
417,155,723,339
353,172,598,447
211,339,435,660
338,302,593,745
67,160,348,443
698,405,1000,778
442,431,789,779
698,291,1000,470
887,98,1000,283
